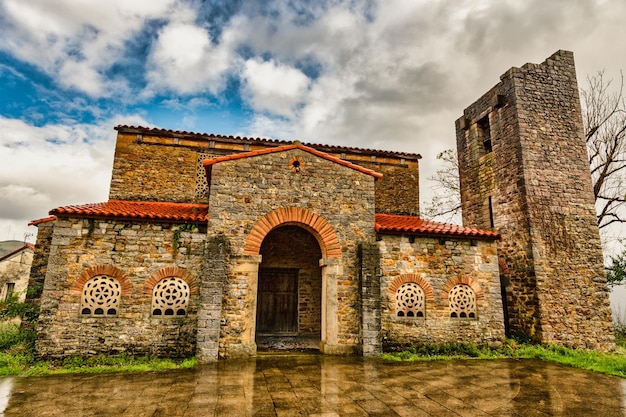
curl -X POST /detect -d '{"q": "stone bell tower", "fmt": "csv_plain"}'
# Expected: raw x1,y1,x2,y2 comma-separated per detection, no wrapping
456,50,614,350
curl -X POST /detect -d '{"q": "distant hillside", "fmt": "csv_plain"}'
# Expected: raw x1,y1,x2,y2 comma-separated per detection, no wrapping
0,240,26,258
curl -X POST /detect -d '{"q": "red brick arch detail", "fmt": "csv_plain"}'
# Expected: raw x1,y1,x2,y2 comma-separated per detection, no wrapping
388,274,434,300
244,207,342,258
442,276,484,301
71,265,131,295
498,258,510,276
143,266,198,296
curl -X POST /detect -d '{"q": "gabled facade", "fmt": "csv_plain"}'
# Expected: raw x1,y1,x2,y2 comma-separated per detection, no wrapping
30,127,503,360
0,242,34,303
28,50,614,360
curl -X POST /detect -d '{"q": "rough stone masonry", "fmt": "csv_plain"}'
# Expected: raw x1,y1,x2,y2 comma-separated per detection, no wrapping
457,50,614,350
27,50,613,360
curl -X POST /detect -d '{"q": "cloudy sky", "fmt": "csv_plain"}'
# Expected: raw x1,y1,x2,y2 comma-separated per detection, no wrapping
2,0,626,244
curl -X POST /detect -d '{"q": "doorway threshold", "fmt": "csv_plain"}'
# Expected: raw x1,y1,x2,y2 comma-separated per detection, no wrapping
256,335,320,353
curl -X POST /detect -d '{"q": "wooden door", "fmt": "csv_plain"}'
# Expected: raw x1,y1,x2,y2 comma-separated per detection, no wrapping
256,268,298,335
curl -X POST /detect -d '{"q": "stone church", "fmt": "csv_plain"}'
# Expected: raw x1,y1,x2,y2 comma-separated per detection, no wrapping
28,50,615,361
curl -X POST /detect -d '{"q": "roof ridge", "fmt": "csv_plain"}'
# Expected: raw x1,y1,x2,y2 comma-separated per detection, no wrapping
28,216,57,226
203,143,384,178
115,125,422,159
0,243,34,262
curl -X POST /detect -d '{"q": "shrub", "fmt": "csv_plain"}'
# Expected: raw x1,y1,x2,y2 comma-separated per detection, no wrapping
0,322,35,352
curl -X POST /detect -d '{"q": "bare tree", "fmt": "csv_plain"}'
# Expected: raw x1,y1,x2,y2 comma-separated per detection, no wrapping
425,72,626,234
582,71,626,233
424,72,626,284
422,149,461,222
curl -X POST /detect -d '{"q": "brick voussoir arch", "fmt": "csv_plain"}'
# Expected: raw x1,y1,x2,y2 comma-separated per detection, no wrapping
442,276,484,301
143,266,198,295
244,207,342,258
71,264,131,295
388,274,435,300
498,257,510,276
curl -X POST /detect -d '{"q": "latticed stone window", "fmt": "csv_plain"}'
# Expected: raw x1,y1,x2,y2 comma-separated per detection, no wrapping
196,152,213,198
81,275,121,316
449,284,476,318
396,282,425,318
152,277,190,316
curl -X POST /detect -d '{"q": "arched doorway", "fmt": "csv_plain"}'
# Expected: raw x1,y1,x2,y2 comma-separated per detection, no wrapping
256,225,322,351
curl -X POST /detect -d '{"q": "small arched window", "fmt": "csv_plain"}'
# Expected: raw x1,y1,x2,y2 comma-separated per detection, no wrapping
152,277,190,316
396,282,425,318
449,284,476,318
81,275,121,316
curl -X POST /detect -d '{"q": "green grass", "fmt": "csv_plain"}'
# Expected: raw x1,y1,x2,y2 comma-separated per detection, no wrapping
382,338,626,378
39,354,198,376
381,342,505,361
0,321,624,377
615,333,626,351
0,322,197,376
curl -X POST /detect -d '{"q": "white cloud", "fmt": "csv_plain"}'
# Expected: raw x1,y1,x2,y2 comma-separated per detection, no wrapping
0,0,180,97
2,0,626,240
226,1,614,160
58,60,105,97
0,114,149,240
227,1,457,149
161,97,212,112
241,59,310,117
145,21,237,96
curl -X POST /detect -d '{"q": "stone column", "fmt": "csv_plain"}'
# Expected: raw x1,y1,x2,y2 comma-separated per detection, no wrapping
229,254,262,358
196,233,229,362
320,257,340,353
359,243,382,356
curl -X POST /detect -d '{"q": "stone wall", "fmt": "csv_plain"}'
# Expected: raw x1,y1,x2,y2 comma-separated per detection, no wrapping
358,242,382,356
359,162,419,216
28,221,54,303
379,235,505,350
109,132,215,203
206,148,377,356
109,128,420,216
35,217,206,358
456,50,614,350
196,233,229,362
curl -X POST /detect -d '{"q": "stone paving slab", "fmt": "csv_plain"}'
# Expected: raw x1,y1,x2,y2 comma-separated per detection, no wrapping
1,355,625,416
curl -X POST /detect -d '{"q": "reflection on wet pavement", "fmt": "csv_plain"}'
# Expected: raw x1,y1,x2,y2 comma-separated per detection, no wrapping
2,355,625,416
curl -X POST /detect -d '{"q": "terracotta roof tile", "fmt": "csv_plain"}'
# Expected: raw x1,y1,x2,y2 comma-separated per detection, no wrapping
203,143,384,178
49,200,208,223
28,216,57,226
115,125,421,160
375,214,500,240
42,203,497,240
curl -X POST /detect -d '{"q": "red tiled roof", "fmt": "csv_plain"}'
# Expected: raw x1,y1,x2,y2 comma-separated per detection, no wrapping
49,200,208,223
203,143,384,178
375,214,500,240
28,216,57,226
115,125,422,160
41,202,497,240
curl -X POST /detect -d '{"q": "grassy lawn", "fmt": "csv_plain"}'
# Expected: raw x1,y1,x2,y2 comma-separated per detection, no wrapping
0,321,624,377
0,322,196,376
382,336,626,378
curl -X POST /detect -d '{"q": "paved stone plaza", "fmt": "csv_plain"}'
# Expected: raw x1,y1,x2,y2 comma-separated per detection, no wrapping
1,355,625,416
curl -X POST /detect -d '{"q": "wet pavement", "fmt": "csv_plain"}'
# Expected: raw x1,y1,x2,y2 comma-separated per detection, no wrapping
1,355,625,416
